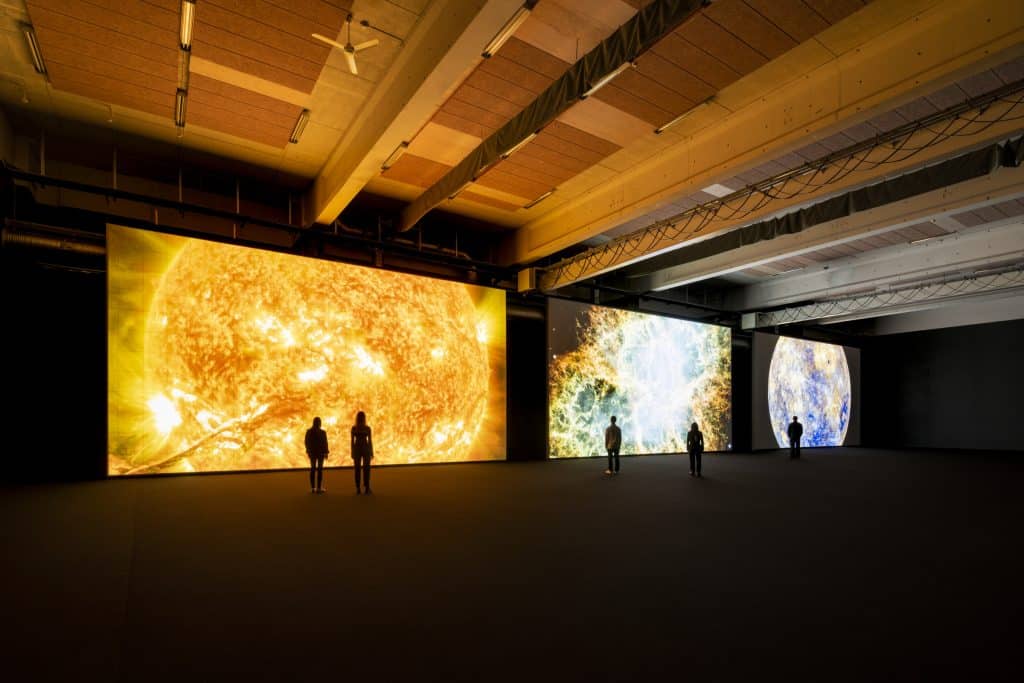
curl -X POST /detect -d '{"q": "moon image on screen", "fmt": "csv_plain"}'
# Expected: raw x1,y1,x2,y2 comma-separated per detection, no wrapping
110,235,501,474
768,337,850,448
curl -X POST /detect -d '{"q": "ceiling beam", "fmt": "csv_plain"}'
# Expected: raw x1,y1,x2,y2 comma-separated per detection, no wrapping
628,162,1024,292
506,0,1024,269
309,0,524,225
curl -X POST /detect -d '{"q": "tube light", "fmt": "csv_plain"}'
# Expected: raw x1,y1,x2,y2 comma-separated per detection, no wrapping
581,61,634,99
180,0,196,50
523,188,554,209
289,109,310,144
174,88,187,127
381,141,409,170
23,25,47,75
654,96,714,134
482,1,536,58
501,132,537,159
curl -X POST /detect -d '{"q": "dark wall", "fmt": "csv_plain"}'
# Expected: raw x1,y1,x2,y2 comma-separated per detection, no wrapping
863,318,1024,451
2,254,107,481
731,332,752,452
506,306,548,461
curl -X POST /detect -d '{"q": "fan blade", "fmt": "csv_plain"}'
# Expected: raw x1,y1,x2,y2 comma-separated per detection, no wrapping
353,38,379,52
344,50,358,75
311,33,347,51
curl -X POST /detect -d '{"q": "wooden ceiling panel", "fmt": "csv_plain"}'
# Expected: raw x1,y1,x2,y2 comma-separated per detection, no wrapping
474,167,551,200
496,157,568,188
497,37,572,80
451,84,523,120
196,4,331,71
678,15,769,74
544,121,620,158
35,33,177,83
206,0,350,42
463,71,537,109
460,191,522,212
191,42,315,93
512,144,593,177
704,0,798,60
528,132,611,167
405,122,482,168
431,111,489,140
45,62,171,117
594,83,673,127
479,54,559,96
610,67,698,117
381,154,452,188
744,0,830,43
635,51,715,104
805,0,868,25
28,9,178,69
439,98,509,133
189,74,302,129
188,108,289,147
651,34,740,91
27,0,177,46
557,96,652,149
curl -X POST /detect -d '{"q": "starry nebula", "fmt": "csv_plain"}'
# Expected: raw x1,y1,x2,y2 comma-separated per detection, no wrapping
107,226,506,475
768,337,850,447
549,305,731,458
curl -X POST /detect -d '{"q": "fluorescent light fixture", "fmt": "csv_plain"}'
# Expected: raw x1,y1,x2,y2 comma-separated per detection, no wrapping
174,88,187,127
523,188,554,209
581,61,634,99
773,267,803,276
482,1,536,58
180,0,196,49
655,96,714,134
289,109,310,144
177,49,190,90
500,132,537,159
909,235,943,245
701,183,734,198
448,181,472,200
381,141,409,170
23,25,47,74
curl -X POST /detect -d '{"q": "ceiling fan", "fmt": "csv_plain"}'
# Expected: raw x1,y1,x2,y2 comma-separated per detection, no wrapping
312,14,379,76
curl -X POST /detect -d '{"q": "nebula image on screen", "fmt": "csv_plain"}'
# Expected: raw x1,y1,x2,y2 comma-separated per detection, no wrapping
549,302,731,458
768,337,850,447
107,225,506,475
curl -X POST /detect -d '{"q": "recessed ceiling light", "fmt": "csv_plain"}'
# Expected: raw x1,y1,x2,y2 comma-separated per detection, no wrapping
701,183,734,198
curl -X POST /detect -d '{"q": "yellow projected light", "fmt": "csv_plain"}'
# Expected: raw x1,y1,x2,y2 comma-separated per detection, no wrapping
108,226,506,475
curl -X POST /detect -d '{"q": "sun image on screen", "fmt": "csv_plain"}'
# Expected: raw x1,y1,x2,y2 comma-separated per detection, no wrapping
107,225,506,475
768,337,850,447
548,301,731,458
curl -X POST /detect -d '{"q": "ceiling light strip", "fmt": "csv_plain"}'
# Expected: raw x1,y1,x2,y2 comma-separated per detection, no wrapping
500,132,537,159
524,188,555,209
381,141,410,170
23,25,47,75
482,1,538,58
289,109,310,144
655,96,715,135
581,61,635,99
180,0,196,50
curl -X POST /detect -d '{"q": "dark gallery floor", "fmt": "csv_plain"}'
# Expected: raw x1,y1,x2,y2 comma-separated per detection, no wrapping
3,449,1022,682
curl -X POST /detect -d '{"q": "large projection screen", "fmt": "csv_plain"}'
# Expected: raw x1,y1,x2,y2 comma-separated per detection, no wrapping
548,299,731,458
108,225,506,475
752,332,861,450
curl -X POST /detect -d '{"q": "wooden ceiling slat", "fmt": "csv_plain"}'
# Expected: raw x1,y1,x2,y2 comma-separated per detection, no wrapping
474,168,551,199
381,154,452,188
188,108,289,147
704,0,798,60
744,0,829,43
450,84,522,120
432,111,489,140
612,68,698,118
206,0,348,40
496,156,570,187
594,83,674,127
46,59,170,104
464,71,537,109
46,62,171,113
27,0,177,46
29,9,178,64
192,42,315,93
440,98,508,134
460,191,522,212
194,25,324,82
479,54,559,96
651,33,740,91
35,31,177,81
512,144,592,177
541,121,621,159
635,51,715,104
189,76,302,128
804,0,867,25
497,37,572,81
197,4,331,67
678,15,768,74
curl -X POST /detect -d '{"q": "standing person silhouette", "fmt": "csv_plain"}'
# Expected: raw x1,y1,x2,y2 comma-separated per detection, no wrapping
787,416,803,459
304,416,329,493
687,422,704,478
604,416,621,476
351,411,373,494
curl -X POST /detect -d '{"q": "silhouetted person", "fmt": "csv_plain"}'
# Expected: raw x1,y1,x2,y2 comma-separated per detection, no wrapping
605,416,621,475
687,422,704,478
304,416,329,493
352,411,373,494
788,416,803,459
